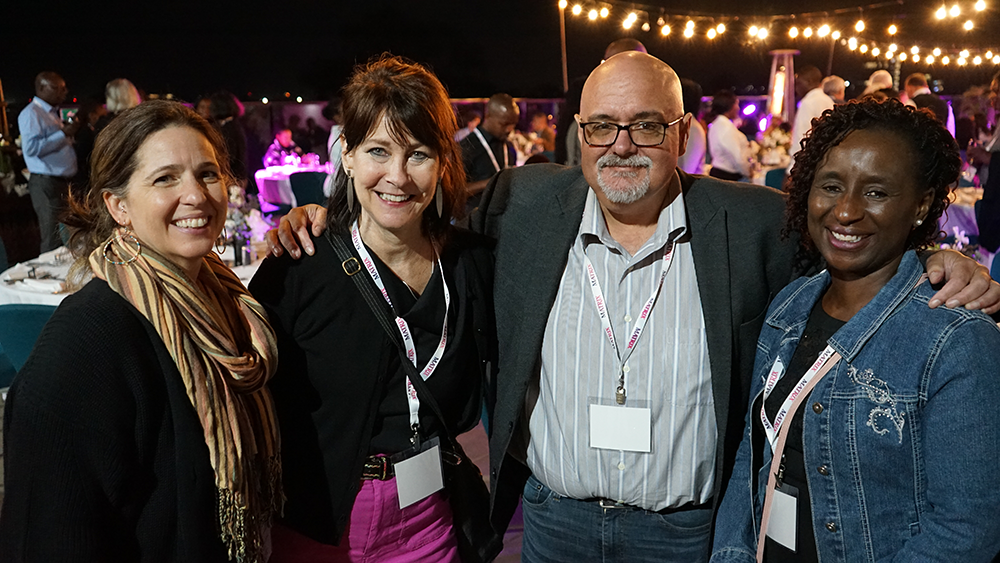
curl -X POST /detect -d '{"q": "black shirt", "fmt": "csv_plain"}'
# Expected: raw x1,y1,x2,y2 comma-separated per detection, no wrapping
757,299,845,563
459,126,516,213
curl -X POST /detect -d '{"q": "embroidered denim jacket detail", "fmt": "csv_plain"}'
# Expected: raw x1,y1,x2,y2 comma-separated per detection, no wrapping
711,251,1000,562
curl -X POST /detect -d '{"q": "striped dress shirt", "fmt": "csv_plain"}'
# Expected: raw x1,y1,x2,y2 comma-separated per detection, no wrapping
525,186,716,511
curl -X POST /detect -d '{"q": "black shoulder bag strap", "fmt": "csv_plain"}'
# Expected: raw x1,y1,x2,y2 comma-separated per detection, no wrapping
325,230,503,563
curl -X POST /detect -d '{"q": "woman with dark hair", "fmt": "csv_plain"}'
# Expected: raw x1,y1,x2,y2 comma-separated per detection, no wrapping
707,90,753,181
210,90,249,187
249,55,498,562
0,100,282,562
711,99,1000,562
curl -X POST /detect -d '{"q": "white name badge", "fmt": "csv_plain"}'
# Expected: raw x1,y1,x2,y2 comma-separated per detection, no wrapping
393,439,444,509
766,484,797,552
589,403,652,452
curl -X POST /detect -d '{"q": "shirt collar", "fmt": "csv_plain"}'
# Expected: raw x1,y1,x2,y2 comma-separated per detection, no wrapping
579,173,688,258
33,97,55,112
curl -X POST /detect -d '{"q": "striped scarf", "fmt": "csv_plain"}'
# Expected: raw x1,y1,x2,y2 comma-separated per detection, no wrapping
90,228,282,563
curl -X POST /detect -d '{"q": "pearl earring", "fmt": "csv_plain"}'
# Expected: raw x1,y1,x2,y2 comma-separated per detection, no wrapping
914,219,923,227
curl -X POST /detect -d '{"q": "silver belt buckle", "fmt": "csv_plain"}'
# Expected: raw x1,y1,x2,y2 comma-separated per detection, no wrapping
598,499,626,509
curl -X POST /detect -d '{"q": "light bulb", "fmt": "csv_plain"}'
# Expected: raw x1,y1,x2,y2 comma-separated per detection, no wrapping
661,24,671,35
804,27,814,37
855,20,865,32
707,29,717,39
789,26,799,38
818,24,831,37
888,24,898,34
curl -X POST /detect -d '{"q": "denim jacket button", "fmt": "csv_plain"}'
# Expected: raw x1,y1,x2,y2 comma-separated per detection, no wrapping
826,522,838,532
812,402,823,414
817,465,830,476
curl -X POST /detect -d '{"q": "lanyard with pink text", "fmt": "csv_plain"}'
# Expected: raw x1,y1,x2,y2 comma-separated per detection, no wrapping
350,220,450,438
582,242,675,404
759,345,838,451
472,128,509,173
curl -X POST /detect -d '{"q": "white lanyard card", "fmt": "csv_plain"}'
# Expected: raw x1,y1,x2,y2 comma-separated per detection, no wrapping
391,436,445,509
589,398,652,453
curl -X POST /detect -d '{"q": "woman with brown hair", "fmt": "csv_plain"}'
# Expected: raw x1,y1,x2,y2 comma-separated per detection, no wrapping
0,100,282,563
250,55,499,562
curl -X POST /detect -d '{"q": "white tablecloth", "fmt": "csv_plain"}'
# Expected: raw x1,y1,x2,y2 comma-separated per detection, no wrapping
255,164,329,207
0,247,261,307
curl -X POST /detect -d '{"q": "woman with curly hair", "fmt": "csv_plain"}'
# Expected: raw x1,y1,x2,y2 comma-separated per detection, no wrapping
711,98,1000,562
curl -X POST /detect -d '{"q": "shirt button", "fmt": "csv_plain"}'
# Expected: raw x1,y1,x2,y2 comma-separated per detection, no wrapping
817,465,829,476
618,462,626,470
812,402,824,414
623,364,631,374
826,522,838,532
624,314,632,323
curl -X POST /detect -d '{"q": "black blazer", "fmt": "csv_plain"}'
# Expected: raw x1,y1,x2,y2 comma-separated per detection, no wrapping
469,164,801,533
249,227,497,545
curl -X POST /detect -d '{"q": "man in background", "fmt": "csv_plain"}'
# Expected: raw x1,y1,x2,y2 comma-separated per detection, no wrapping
904,72,955,135
789,65,833,169
263,128,302,168
459,93,519,213
821,75,846,103
18,72,81,254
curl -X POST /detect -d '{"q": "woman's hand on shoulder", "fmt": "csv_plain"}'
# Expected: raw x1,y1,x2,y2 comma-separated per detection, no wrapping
265,204,328,259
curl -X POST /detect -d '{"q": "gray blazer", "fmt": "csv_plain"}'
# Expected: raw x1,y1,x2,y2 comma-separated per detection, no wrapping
469,164,801,533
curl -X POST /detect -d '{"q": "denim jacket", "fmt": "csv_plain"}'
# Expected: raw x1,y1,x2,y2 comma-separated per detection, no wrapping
712,251,1000,562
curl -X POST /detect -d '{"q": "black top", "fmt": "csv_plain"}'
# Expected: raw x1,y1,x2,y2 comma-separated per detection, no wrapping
758,299,845,563
459,126,516,213
0,280,229,562
249,227,496,545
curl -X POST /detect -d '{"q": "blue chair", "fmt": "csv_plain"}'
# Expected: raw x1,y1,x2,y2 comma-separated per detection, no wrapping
0,342,17,388
289,172,328,207
0,304,57,372
764,168,786,191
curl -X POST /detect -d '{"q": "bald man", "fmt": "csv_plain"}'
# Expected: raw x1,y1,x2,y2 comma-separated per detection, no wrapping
459,93,519,213
267,52,1000,563
19,71,82,253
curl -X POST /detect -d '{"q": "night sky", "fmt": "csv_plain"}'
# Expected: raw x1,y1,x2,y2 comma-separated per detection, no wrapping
5,0,999,107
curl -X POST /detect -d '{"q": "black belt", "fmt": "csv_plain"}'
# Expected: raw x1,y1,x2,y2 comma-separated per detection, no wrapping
361,455,394,480
589,498,712,515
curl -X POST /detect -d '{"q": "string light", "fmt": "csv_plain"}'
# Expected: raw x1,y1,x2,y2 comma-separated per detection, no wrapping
818,24,831,37
974,55,983,64
759,27,770,39
661,24,671,35
963,20,974,30
988,51,994,59
899,52,908,61
994,55,1000,64
832,30,841,39
888,24,898,34
571,4,582,15
860,44,869,53
933,47,942,56
961,49,970,57
717,23,726,33
589,9,599,20
926,55,935,63
642,22,651,31
848,37,858,49
936,5,947,19
789,26,799,38
855,20,865,32
872,46,880,56
804,26,814,37
749,25,759,36
600,6,609,17
976,0,986,10
888,43,897,52
950,4,960,16
911,45,919,54
558,0,568,9
958,57,967,65
942,55,950,64
707,28,717,39
261,97,269,104
686,19,695,29
683,26,694,38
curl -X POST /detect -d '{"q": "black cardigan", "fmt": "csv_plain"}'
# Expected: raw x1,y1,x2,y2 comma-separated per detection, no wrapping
0,280,229,562
249,227,497,545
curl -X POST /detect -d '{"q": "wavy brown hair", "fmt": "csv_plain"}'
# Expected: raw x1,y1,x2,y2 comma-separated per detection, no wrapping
782,98,959,254
63,100,232,285
325,54,466,241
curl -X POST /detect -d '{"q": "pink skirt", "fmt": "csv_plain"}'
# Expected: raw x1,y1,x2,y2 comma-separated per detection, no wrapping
270,477,460,563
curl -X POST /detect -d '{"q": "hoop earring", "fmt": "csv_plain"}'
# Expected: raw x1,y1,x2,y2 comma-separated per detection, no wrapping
435,181,444,217
346,174,355,212
103,229,141,266
216,226,228,253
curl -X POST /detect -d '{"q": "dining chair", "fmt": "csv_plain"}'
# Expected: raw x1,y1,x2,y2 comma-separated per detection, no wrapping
289,171,328,207
0,342,17,389
0,304,58,372
764,168,786,191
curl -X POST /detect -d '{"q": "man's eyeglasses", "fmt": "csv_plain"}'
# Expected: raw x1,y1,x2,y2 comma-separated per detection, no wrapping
578,116,684,147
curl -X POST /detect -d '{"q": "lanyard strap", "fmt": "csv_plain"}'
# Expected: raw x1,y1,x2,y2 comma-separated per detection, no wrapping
350,220,450,433
755,349,841,562
759,345,838,449
472,128,508,172
582,241,675,404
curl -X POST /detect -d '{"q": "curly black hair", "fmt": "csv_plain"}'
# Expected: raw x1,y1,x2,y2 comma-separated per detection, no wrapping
782,98,960,254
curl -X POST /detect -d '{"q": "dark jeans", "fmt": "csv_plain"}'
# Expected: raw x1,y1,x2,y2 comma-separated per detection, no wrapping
28,174,69,253
521,474,713,563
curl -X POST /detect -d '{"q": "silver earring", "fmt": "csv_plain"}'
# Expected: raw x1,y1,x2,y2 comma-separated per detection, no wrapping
346,174,355,212
435,181,444,217
103,228,141,266
914,219,923,227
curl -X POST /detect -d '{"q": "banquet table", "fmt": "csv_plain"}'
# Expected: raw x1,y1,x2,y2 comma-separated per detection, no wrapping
254,163,330,208
0,247,262,307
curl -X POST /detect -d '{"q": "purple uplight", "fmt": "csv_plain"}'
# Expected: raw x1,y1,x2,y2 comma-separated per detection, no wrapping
742,104,757,116
758,117,768,132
